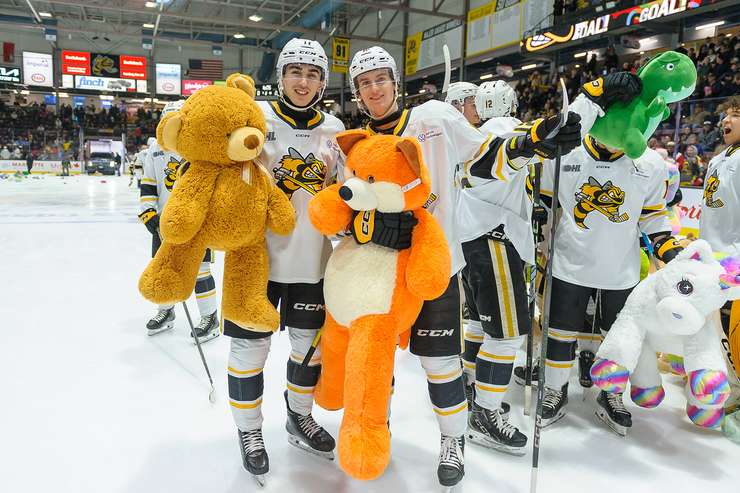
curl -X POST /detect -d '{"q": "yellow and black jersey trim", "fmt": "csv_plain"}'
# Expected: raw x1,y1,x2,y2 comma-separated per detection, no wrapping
583,135,624,162
138,208,158,224
367,108,412,136
270,102,325,130
726,143,740,157
640,202,667,220
140,183,158,201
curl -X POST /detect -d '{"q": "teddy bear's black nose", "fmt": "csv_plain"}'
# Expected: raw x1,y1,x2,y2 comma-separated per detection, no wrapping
339,186,353,201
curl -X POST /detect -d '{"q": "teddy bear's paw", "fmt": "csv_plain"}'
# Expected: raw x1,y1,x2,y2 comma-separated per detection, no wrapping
223,298,279,333
338,420,391,481
139,267,192,303
686,403,724,429
689,370,731,406
314,380,344,411
590,358,629,393
630,385,665,408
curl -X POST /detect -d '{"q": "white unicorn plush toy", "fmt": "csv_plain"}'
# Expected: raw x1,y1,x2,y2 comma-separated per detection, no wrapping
591,239,740,429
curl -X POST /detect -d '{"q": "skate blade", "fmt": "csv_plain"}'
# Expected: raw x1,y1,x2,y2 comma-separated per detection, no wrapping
190,331,219,345
251,474,266,487
540,410,567,429
147,323,174,336
595,409,628,437
286,434,335,460
466,430,526,456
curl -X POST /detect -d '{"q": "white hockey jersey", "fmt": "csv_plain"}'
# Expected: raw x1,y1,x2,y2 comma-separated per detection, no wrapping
457,95,604,265
367,99,523,276
256,101,345,284
699,143,740,256
139,141,189,214
541,139,671,290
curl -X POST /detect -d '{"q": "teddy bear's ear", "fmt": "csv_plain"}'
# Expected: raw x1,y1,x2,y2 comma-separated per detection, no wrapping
226,73,256,99
396,137,424,178
336,129,369,156
156,112,182,152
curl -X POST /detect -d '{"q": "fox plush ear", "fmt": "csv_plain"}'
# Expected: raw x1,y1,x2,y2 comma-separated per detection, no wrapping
336,129,369,156
226,72,256,99
157,112,182,152
396,137,424,179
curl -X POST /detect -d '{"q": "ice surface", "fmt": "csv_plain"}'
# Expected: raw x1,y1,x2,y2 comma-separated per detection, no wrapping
1,175,738,493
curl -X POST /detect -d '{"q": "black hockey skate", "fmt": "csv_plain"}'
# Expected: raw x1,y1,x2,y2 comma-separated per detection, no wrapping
191,311,219,344
284,391,335,460
146,307,175,336
237,428,269,487
513,361,540,386
438,434,465,491
465,383,510,419
579,350,596,388
540,383,568,428
467,402,527,456
595,391,632,437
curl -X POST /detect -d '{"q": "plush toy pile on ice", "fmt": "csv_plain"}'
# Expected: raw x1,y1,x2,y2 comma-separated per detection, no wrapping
589,51,697,159
590,240,740,429
138,73,296,331
308,130,451,480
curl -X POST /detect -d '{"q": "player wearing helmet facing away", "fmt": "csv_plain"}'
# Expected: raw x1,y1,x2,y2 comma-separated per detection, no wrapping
348,46,582,489
445,81,481,127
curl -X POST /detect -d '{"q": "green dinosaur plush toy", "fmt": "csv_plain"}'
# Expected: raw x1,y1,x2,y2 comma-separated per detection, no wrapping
589,51,696,159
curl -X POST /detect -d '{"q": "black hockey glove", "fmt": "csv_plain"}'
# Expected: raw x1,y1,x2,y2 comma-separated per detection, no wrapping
351,210,418,250
532,205,548,243
139,208,160,236
509,112,582,161
581,72,643,111
652,234,683,264
667,188,682,208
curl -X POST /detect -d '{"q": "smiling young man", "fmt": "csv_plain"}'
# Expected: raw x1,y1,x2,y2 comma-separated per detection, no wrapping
224,38,345,482
348,46,581,489
699,96,740,417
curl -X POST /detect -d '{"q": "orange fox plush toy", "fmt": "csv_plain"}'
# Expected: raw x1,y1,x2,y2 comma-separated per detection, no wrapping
308,130,451,480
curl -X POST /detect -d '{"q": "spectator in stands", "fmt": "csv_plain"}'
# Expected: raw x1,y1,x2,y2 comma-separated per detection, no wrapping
688,103,711,125
25,151,33,174
605,46,619,73
702,120,721,150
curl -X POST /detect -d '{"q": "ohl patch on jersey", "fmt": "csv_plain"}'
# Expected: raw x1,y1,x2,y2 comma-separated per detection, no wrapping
703,170,724,208
272,147,327,199
574,176,629,229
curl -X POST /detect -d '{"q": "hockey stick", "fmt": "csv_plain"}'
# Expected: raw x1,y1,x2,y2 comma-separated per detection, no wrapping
441,44,451,98
182,301,216,403
300,328,322,368
531,78,569,493
524,161,542,416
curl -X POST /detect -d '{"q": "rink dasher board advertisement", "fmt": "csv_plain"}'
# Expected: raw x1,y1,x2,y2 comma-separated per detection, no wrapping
677,186,702,237
0,160,83,174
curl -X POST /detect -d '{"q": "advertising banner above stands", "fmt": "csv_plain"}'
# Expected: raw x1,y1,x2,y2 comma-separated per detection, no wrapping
405,18,462,76
522,0,703,53
467,1,547,57
75,76,137,92
61,50,91,75
182,79,212,96
119,55,147,80
156,63,181,95
22,51,53,87
0,65,21,84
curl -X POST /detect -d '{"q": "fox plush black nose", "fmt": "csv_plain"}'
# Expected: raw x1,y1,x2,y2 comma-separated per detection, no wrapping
339,185,353,200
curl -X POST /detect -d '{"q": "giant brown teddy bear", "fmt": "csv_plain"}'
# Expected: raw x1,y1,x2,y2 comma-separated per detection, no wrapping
139,73,295,332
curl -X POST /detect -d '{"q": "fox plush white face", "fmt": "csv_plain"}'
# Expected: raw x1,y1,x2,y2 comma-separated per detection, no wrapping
335,131,431,213
652,240,740,335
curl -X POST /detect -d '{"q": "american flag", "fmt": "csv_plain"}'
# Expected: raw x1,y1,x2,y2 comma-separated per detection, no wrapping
188,59,223,79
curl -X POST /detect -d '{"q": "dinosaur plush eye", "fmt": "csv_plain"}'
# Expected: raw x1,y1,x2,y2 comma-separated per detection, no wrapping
367,175,375,183
677,279,693,295
666,63,675,71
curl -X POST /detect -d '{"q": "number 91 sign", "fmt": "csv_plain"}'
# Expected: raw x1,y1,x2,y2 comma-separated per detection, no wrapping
331,37,350,74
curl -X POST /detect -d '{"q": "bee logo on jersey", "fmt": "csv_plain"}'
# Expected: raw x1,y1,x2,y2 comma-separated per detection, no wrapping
703,171,724,208
574,176,629,229
272,147,327,199
163,157,187,191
